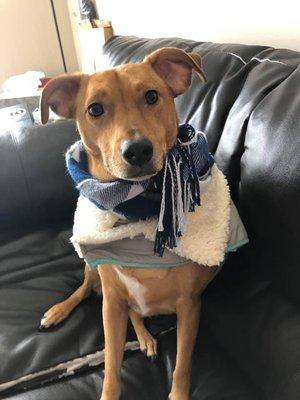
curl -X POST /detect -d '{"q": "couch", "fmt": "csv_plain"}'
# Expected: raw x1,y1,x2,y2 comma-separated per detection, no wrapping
1,35,299,400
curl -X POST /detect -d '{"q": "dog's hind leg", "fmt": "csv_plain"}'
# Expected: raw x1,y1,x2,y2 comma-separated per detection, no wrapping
129,310,157,360
40,264,100,329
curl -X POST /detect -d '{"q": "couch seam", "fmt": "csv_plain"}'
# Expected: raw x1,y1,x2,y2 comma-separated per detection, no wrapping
9,131,34,222
0,326,176,394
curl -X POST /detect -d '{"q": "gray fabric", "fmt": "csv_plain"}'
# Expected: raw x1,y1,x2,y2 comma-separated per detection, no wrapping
227,201,249,252
80,235,188,269
79,200,248,269
0,95,39,112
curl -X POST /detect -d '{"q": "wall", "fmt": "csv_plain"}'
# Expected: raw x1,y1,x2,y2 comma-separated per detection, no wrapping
95,0,300,51
52,0,79,72
0,0,78,89
67,0,108,73
0,0,62,87
67,0,84,71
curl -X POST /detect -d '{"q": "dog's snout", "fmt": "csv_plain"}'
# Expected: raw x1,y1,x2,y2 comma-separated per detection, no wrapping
121,138,153,166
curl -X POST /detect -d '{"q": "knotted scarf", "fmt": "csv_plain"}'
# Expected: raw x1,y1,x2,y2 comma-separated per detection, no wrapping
66,124,214,256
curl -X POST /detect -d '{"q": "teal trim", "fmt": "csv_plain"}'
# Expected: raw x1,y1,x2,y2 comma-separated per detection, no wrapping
88,258,188,270
87,239,249,269
226,239,249,253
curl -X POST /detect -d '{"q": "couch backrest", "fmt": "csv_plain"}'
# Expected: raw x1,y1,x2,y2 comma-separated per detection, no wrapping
0,120,78,236
104,36,300,303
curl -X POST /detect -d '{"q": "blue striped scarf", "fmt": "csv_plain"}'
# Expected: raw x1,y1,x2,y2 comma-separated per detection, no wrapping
66,124,214,256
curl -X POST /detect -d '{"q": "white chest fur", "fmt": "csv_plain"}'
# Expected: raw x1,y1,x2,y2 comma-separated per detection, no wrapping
113,266,150,316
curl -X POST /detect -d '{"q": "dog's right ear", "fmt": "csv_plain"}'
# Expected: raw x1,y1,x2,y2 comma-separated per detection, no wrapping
145,47,206,97
40,73,84,124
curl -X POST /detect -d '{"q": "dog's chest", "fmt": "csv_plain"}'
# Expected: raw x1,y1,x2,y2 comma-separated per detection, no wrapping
114,267,150,315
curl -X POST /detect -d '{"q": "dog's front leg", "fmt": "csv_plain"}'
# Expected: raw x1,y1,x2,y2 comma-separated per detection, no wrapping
169,297,201,400
99,266,128,400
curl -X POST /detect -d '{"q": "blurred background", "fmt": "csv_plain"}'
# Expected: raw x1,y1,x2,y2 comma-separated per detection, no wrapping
0,0,299,94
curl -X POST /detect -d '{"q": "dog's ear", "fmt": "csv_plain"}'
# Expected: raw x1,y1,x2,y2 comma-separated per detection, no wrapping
145,47,206,97
40,73,84,124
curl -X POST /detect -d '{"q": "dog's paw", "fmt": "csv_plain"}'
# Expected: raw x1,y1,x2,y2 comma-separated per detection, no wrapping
39,302,70,329
137,329,157,359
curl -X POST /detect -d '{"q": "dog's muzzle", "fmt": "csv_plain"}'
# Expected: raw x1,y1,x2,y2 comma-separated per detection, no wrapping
121,138,153,167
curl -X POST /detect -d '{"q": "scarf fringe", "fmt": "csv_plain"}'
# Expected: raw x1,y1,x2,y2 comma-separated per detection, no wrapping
154,125,204,256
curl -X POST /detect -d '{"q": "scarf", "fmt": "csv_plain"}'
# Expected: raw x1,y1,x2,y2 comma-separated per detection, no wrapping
66,124,214,256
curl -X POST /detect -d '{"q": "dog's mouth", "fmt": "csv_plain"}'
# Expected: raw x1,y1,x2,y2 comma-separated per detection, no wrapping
125,172,157,181
102,156,161,181
122,165,159,181
102,144,166,182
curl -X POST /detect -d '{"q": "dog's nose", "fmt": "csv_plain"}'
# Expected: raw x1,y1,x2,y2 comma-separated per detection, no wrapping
121,138,153,166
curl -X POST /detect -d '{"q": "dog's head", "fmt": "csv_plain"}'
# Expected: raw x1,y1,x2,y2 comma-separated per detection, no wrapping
41,47,206,181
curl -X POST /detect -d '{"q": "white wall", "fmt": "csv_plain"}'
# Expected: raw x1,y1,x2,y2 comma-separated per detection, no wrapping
53,0,79,72
0,0,64,87
0,0,79,89
96,0,300,51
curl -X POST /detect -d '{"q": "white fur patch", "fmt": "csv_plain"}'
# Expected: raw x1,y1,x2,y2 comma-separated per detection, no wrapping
40,317,49,328
114,266,150,315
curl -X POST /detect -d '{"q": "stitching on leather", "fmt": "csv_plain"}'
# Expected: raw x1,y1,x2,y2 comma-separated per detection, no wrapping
227,52,247,65
221,53,290,67
251,56,288,66
0,325,176,393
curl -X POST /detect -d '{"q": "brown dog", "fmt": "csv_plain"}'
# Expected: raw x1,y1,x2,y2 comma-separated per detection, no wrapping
40,47,218,400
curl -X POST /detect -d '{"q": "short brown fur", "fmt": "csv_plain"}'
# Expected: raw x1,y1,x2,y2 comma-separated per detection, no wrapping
41,47,216,400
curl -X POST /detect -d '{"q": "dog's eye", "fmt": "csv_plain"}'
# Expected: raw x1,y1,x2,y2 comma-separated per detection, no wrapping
88,103,104,117
145,90,158,105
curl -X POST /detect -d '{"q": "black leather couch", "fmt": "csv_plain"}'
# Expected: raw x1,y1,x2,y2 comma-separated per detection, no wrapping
1,35,299,400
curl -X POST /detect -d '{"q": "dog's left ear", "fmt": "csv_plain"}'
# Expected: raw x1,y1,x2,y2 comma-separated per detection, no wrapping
145,47,206,97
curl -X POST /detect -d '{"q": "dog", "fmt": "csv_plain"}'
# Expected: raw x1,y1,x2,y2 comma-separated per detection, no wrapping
40,47,219,400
